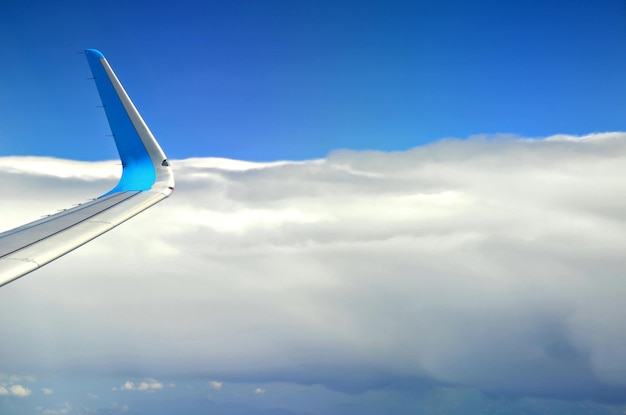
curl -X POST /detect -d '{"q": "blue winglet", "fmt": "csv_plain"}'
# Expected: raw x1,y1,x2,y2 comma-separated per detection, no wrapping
0,51,174,288
85,49,166,195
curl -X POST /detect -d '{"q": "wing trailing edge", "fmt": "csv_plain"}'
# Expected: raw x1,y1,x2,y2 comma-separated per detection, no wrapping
0,49,174,288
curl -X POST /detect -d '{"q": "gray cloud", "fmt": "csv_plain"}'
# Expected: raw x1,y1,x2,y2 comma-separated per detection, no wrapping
2,133,626,403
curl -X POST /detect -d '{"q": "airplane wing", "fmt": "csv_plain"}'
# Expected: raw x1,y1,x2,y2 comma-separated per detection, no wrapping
0,49,175,288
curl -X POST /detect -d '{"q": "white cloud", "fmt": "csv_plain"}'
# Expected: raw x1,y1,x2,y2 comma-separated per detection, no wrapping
0,384,32,398
36,402,71,415
209,380,223,390
10,385,32,398
0,373,35,384
42,387,54,395
138,380,163,391
120,381,134,391
0,156,118,180
4,133,626,403
120,380,135,391
254,388,266,395
120,379,164,392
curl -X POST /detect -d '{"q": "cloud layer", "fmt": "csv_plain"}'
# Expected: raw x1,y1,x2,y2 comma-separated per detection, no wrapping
2,133,626,403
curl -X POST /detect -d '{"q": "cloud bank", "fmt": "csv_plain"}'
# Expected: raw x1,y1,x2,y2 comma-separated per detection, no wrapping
2,133,626,403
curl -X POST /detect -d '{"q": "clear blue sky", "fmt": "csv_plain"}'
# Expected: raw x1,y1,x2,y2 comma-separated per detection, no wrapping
1,0,626,161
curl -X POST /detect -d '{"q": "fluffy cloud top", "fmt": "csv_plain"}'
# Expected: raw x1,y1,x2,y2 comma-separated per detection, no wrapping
2,133,626,403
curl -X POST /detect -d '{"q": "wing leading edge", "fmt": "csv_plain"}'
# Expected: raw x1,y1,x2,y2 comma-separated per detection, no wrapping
0,49,174,288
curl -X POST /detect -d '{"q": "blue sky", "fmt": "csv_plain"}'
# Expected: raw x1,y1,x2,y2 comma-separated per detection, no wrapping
5,1,626,415
1,0,626,161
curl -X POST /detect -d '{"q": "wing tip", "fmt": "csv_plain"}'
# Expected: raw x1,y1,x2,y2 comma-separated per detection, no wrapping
84,48,175,197
85,48,104,59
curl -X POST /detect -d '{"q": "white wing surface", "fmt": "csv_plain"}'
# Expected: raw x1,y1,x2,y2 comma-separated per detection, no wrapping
0,49,175,288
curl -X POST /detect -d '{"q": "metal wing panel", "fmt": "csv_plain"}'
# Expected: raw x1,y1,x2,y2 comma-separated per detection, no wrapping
0,193,137,255
0,49,174,288
0,190,167,287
